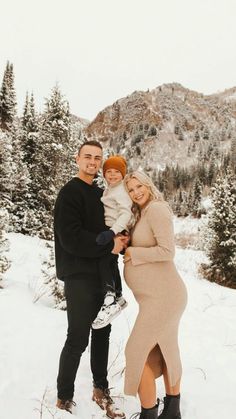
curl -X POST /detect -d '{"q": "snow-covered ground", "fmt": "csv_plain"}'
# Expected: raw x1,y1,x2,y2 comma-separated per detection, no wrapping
173,216,202,249
1,222,236,419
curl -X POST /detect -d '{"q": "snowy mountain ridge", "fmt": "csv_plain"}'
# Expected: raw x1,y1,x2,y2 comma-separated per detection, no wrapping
83,83,235,169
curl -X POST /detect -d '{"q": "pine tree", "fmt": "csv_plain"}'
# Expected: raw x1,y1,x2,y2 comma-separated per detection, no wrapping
22,92,39,165
8,92,41,235
191,179,202,217
148,126,157,136
201,170,236,287
194,130,200,142
178,130,184,141
202,126,209,140
187,189,193,214
197,163,207,186
32,85,74,238
207,161,217,186
0,62,17,130
10,122,30,233
174,124,180,135
0,130,14,213
173,165,181,189
172,190,183,216
0,208,10,288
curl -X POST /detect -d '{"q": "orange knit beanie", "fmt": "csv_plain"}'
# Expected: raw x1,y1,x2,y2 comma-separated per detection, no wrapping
103,155,127,178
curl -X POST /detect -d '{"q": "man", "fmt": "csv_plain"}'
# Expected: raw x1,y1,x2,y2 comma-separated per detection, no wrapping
54,140,127,417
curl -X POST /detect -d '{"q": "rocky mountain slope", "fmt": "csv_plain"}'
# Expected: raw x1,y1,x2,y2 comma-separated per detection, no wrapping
83,83,235,169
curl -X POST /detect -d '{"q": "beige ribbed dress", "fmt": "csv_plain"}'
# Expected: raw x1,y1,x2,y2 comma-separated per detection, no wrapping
124,200,187,396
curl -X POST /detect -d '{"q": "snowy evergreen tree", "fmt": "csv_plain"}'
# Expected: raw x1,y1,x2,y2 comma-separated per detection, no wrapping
0,208,10,288
191,179,202,217
148,125,157,136
202,126,210,140
22,92,39,165
197,163,207,185
0,130,14,214
187,189,193,213
201,170,236,287
0,62,17,130
174,124,180,135
194,130,200,142
173,189,188,217
10,122,31,233
18,92,45,234
0,63,28,233
32,85,75,238
207,161,217,186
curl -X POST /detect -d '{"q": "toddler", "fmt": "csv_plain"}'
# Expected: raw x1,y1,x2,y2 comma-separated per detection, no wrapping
92,155,132,329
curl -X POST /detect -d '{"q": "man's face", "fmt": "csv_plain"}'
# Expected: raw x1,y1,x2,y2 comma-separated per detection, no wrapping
76,145,103,177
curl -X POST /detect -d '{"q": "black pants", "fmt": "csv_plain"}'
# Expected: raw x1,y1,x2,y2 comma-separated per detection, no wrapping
57,275,111,400
99,254,122,297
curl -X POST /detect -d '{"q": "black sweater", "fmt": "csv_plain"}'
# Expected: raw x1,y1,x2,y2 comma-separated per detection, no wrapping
54,177,113,280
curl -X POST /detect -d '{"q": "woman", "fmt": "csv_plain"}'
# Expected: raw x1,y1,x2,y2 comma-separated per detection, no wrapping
123,171,187,419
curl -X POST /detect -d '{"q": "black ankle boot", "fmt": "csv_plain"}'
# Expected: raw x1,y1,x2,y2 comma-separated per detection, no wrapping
130,402,159,419
158,394,181,419
141,402,159,418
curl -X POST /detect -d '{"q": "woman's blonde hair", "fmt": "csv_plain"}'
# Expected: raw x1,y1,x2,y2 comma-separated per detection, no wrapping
124,170,164,225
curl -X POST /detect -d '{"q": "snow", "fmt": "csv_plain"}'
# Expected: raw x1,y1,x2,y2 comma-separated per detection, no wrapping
1,228,236,419
173,216,201,236
224,92,236,102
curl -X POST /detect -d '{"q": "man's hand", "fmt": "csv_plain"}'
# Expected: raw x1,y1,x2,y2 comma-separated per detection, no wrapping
112,236,126,254
117,230,130,244
120,233,130,247
96,229,115,245
117,232,130,253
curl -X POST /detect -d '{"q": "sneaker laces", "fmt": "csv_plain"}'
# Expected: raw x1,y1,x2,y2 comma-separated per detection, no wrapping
95,302,119,322
95,306,110,322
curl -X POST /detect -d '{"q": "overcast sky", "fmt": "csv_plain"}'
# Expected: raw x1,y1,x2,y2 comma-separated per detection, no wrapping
1,0,236,120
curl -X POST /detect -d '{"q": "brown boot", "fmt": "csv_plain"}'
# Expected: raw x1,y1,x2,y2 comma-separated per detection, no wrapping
92,387,126,418
56,398,76,414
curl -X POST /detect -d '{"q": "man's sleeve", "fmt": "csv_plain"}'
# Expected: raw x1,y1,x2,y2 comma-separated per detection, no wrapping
54,191,113,258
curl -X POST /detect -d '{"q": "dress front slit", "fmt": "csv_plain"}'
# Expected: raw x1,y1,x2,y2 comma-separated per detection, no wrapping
123,201,187,396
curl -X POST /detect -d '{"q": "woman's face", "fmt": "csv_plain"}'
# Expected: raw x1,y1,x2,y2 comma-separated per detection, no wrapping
126,178,151,208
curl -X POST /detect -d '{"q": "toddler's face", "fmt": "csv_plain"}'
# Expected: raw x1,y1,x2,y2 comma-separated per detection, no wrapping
105,169,123,186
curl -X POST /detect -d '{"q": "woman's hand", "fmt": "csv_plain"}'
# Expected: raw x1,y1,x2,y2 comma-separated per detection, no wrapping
124,247,131,263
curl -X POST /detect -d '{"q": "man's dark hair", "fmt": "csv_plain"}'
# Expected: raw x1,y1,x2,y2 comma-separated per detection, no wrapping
78,140,103,155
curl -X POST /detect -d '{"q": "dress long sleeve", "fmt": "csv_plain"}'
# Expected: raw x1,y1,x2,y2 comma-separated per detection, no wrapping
129,202,175,266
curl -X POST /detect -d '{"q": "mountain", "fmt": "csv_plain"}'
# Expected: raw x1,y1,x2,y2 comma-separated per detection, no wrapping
83,83,235,169
211,86,236,106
